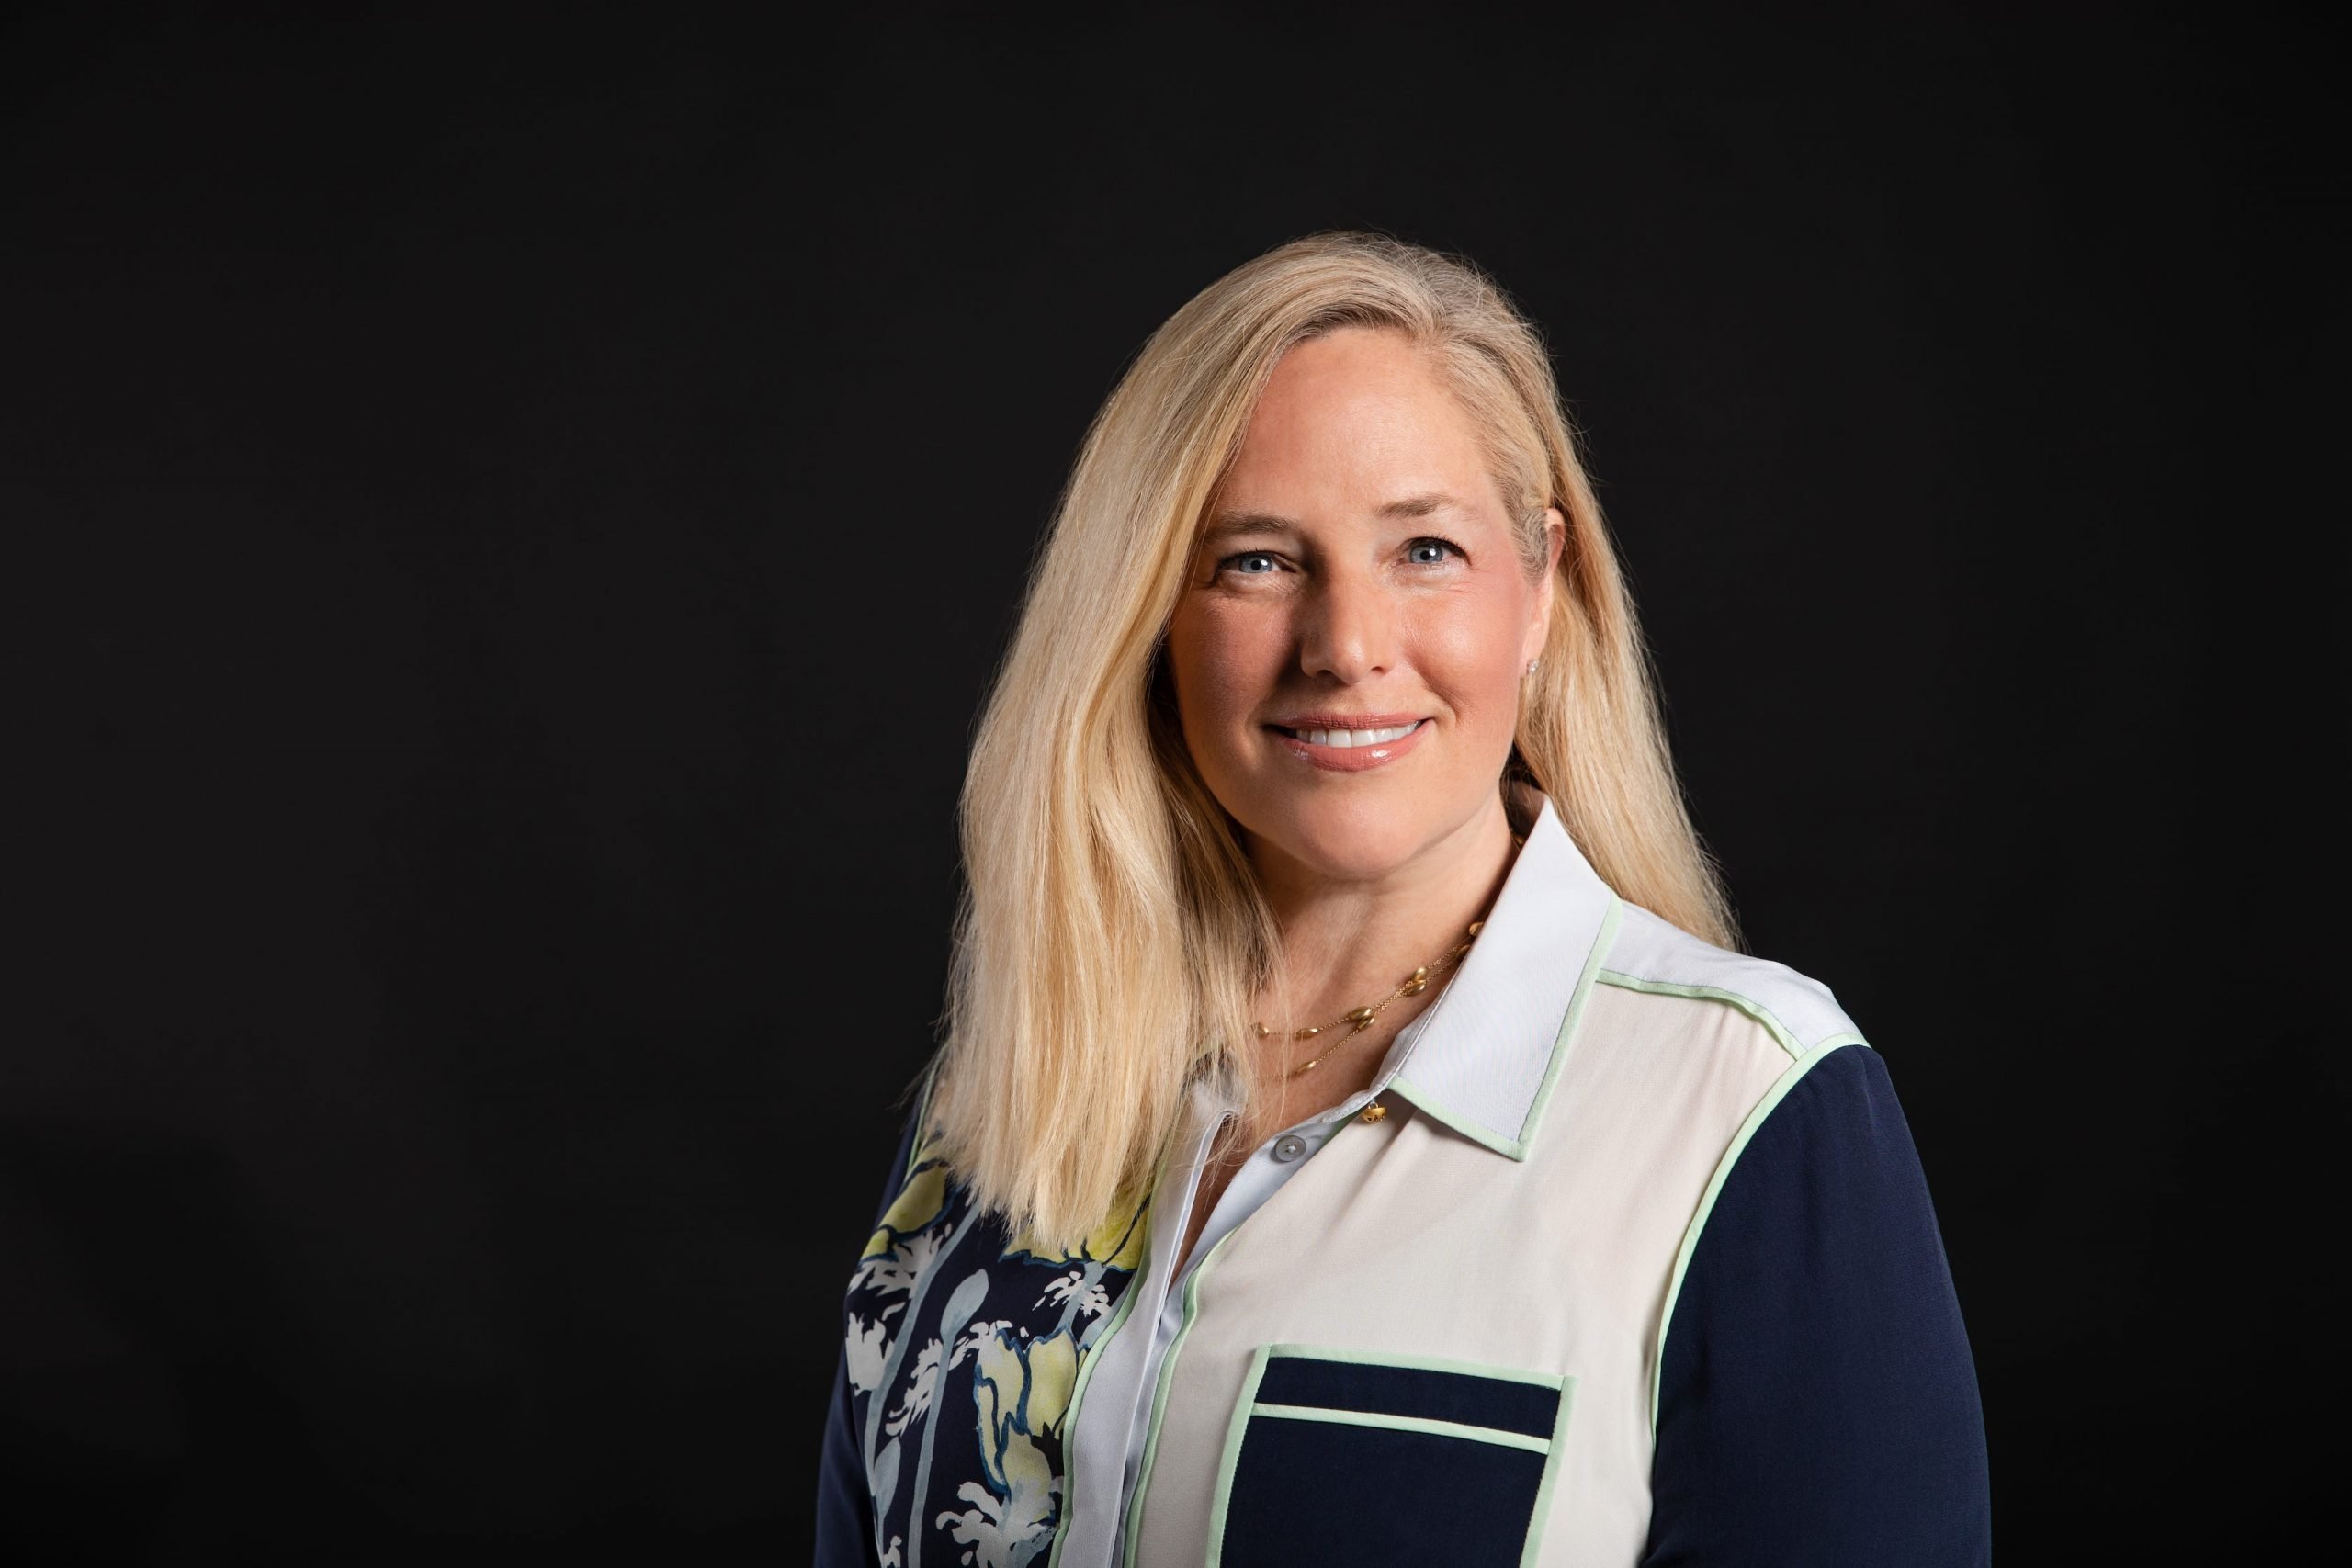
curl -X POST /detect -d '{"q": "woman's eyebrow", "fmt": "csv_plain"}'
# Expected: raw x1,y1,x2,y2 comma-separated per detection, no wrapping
1374,491,1465,521
1201,491,1465,543
1199,511,1295,546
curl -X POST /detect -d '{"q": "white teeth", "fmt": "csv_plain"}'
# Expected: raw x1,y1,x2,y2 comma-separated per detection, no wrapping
1297,722,1418,748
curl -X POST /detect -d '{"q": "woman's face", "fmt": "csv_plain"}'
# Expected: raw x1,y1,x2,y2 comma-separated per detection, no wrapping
1165,325,1562,885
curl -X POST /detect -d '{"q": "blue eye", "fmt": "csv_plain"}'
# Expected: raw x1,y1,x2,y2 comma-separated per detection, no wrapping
1223,551,1280,575
1406,537,1462,565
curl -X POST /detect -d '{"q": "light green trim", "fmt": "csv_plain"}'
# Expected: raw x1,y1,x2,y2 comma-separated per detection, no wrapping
1594,970,1848,1060
1593,971,1800,1057
1257,1341,1565,1388
1385,1072,1520,1156
1518,1374,1577,1568
1206,1342,1577,1567
1115,1106,1275,1568
1513,895,1623,1152
1041,1257,1150,1568
1044,1109,1193,1568
1646,1039,1870,1435
1118,1221,1240,1567
1203,1344,1277,1568
1390,895,1623,1160
1121,1112,1370,1564
1247,1403,1551,1453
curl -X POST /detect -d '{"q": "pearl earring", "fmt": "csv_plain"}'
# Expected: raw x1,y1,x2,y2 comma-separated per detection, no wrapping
1525,658,1542,677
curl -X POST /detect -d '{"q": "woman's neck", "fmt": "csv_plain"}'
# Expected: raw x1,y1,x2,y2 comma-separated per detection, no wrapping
1248,792,1521,1040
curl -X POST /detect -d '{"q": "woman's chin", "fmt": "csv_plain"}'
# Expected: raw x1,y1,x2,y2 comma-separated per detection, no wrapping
1248,810,1448,885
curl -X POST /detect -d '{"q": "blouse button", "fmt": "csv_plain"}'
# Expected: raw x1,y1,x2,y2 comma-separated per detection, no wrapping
1272,1133,1309,1162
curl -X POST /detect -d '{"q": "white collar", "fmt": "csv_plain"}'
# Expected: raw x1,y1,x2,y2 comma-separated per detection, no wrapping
1203,788,1624,1160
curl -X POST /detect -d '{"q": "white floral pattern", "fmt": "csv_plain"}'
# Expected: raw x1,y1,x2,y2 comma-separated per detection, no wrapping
845,1313,892,1395
934,1326,1077,1568
1035,1269,1110,1318
838,1124,1151,1564
883,1336,943,1438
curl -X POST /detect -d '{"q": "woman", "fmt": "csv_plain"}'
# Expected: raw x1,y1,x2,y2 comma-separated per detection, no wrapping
816,231,1989,1567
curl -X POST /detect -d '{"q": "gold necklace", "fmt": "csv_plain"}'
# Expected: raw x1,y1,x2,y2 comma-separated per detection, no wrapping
1253,832,1524,1078
1255,917,1484,1077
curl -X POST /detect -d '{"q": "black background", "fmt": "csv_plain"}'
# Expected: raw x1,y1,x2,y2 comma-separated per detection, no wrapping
6,2,2332,1562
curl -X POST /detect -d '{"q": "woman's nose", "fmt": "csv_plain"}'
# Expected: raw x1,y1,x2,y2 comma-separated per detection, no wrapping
1297,568,1398,682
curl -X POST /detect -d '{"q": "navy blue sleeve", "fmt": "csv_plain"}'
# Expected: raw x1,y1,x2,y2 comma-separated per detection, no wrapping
1641,1043,1990,1565
815,1073,934,1568
815,1348,882,1568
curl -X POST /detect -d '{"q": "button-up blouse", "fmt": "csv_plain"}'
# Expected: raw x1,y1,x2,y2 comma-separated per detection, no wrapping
817,792,1990,1565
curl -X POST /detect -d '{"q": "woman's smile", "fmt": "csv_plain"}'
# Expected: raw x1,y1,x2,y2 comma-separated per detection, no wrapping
1262,714,1430,772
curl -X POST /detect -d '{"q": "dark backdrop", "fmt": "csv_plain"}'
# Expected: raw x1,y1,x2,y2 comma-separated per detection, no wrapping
7,3,2329,1562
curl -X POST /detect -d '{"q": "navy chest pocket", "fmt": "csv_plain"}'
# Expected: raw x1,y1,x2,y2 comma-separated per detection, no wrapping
1207,1342,1574,1568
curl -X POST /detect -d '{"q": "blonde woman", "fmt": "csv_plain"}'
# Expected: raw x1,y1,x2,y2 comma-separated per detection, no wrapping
817,232,1988,1567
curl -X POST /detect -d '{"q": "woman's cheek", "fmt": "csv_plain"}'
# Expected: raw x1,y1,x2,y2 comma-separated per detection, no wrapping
1415,598,1522,724
1173,602,1283,750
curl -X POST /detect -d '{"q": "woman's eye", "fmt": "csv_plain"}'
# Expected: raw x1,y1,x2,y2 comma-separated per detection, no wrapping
1221,551,1280,576
1405,537,1462,566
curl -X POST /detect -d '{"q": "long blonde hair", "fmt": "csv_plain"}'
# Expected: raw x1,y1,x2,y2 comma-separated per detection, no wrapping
913,231,1739,1254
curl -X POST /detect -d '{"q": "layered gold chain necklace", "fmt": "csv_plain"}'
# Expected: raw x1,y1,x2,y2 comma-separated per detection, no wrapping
1253,834,1521,1078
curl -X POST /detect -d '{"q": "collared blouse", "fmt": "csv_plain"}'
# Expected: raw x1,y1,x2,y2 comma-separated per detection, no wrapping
817,792,1990,1566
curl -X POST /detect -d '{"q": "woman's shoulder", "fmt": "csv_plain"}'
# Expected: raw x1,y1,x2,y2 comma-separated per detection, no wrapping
1593,898,1869,1065
1582,902,1942,1266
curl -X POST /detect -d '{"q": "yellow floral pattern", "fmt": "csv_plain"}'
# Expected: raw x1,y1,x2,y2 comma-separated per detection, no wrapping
838,1121,1153,1567
1001,1179,1149,1272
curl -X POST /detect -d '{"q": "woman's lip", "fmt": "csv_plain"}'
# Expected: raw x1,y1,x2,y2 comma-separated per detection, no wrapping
1265,713,1425,730
1264,716,1431,773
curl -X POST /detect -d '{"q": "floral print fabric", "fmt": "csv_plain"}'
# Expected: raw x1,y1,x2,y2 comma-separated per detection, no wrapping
839,1111,1150,1568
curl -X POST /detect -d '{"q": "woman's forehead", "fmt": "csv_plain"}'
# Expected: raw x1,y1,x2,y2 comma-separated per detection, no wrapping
1244,334,1470,450
1217,339,1493,500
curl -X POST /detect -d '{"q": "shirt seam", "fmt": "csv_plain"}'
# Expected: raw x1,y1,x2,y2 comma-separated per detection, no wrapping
1646,1036,1871,1439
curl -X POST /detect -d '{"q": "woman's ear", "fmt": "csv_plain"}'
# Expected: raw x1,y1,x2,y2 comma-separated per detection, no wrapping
1525,506,1566,663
